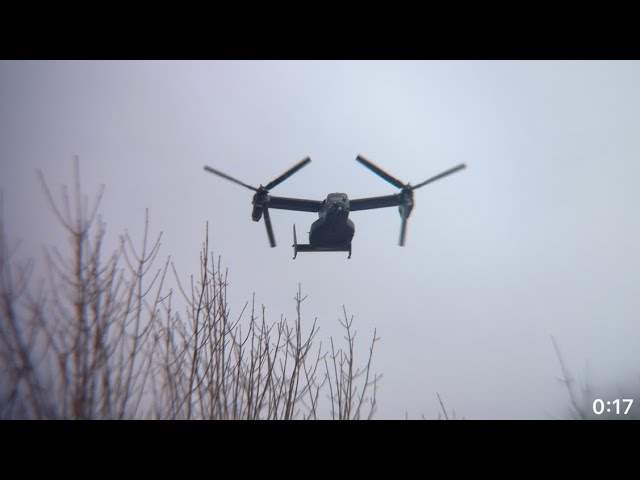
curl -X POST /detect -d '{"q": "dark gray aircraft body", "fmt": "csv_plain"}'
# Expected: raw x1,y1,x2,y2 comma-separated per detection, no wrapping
204,155,466,259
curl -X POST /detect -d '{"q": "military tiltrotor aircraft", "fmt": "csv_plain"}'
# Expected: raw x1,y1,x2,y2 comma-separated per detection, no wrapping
203,155,466,259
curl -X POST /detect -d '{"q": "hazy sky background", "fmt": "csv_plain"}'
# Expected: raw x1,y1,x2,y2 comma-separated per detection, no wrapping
1,60,639,419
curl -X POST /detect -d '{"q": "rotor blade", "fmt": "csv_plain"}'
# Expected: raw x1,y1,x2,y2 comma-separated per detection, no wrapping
263,206,276,248
356,154,406,190
411,163,467,190
293,224,298,259
204,166,259,192
399,217,408,247
264,156,312,191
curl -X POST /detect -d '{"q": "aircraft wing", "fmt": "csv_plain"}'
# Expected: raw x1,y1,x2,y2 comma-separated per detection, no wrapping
349,194,401,211
268,196,322,212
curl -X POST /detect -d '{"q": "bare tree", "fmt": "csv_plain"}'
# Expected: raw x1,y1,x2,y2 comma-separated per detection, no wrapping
324,308,380,420
551,336,639,420
551,335,590,420
0,160,379,420
1,160,170,419
152,227,379,420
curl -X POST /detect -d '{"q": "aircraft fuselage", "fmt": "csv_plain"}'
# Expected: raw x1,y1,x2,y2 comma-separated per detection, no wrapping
309,193,355,247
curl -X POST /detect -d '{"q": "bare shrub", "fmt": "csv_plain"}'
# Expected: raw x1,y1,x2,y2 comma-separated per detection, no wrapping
552,336,639,420
0,161,379,419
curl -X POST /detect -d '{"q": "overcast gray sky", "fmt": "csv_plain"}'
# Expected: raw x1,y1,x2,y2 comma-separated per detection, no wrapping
1,60,639,419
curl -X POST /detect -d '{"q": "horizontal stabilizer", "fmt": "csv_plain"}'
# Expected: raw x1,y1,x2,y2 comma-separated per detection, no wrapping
294,245,351,252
